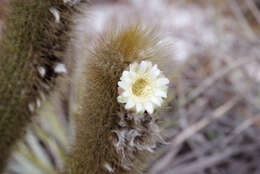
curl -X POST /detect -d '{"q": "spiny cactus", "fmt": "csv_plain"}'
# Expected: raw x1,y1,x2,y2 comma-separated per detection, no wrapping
65,25,173,174
0,0,87,172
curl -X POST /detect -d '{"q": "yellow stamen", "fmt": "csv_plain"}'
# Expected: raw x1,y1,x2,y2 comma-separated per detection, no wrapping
132,78,148,96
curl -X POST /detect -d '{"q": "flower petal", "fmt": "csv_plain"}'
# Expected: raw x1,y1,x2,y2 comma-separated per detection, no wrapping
125,100,135,109
130,62,138,73
157,78,169,86
122,71,129,78
151,96,163,107
150,65,160,78
129,71,137,79
146,61,152,69
155,90,167,98
120,74,131,82
139,61,148,73
118,81,129,90
117,96,127,103
122,90,131,97
144,102,154,114
136,103,144,113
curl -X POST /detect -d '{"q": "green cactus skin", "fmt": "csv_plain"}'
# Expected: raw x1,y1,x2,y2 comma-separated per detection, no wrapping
0,0,87,172
65,25,173,174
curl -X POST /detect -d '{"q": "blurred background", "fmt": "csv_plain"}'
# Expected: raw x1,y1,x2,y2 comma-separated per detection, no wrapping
1,0,260,174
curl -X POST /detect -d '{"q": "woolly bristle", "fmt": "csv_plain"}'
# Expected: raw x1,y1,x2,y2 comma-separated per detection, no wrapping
112,113,164,172
0,0,87,172
65,25,172,174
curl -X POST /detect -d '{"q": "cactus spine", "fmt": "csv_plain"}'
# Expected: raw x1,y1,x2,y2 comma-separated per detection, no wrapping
0,0,87,172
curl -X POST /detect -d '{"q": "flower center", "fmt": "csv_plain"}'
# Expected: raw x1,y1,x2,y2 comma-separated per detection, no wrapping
132,78,150,97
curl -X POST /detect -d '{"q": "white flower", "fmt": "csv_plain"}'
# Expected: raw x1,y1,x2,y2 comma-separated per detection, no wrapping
117,61,169,115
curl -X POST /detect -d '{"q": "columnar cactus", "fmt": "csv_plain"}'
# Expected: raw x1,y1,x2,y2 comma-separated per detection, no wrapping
0,0,87,172
65,25,172,174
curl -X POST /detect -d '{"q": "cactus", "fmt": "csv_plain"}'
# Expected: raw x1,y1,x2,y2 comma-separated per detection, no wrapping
0,0,87,172
65,25,173,174
0,1,174,173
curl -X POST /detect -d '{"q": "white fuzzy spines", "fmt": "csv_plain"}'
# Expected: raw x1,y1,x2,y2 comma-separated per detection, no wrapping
112,113,164,171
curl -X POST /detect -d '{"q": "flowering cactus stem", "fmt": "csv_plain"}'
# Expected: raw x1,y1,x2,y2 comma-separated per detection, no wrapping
0,0,87,172
65,25,173,174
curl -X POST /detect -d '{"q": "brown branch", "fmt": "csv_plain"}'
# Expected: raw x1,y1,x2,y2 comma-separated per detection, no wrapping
181,57,254,107
246,0,260,25
163,144,260,174
149,97,240,174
